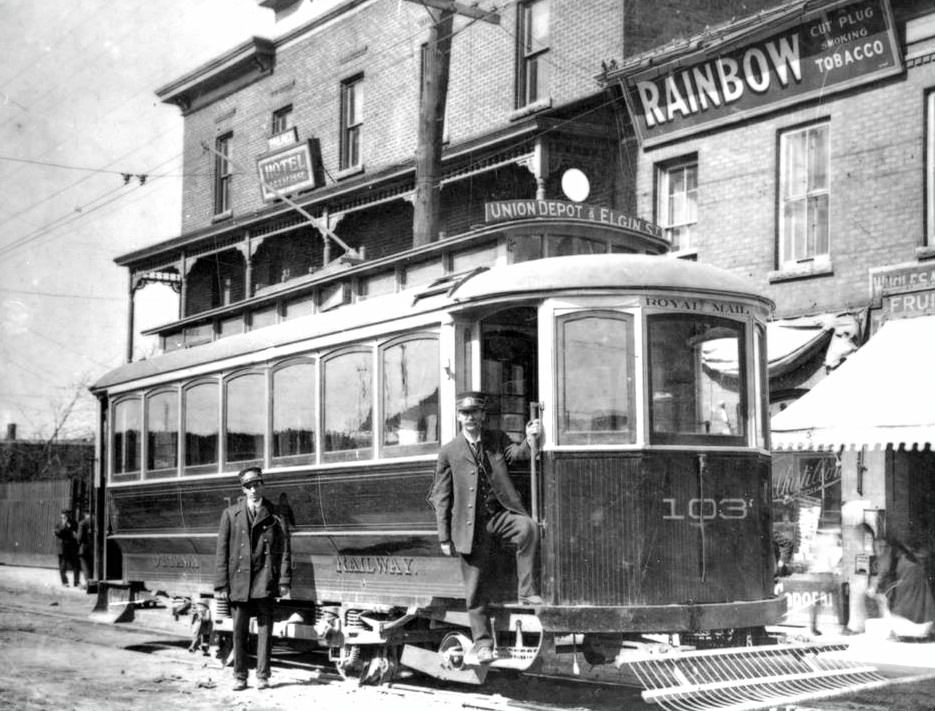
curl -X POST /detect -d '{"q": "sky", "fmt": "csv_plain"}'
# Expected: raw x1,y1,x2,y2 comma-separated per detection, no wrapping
0,0,281,440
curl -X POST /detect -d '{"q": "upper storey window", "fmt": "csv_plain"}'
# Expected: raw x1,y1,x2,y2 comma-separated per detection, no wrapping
656,158,698,252
340,75,363,171
779,121,829,266
271,104,293,136
517,0,550,107
213,132,233,216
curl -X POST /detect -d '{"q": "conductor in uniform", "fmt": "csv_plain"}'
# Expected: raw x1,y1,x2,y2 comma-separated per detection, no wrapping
431,391,542,664
214,467,292,691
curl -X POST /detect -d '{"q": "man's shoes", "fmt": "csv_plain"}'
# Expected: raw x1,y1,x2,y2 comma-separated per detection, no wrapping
474,645,496,664
232,679,248,691
518,594,544,605
257,679,270,690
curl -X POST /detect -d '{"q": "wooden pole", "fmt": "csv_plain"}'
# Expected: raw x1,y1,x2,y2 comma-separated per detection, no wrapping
412,6,453,247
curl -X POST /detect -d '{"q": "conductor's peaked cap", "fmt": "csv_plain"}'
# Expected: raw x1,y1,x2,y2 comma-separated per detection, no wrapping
239,468,264,486
456,391,488,411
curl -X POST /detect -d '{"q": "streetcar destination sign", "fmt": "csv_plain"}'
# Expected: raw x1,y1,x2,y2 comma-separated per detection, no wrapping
619,0,901,146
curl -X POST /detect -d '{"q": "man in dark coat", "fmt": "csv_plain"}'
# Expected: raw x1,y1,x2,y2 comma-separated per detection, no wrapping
76,508,93,589
214,467,292,691
430,391,542,664
54,510,79,587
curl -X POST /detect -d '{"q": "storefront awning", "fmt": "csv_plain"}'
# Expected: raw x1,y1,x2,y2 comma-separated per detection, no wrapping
771,315,935,450
702,313,859,378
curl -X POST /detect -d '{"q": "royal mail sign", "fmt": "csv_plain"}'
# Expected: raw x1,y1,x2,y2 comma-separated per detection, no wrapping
256,140,320,201
620,0,901,146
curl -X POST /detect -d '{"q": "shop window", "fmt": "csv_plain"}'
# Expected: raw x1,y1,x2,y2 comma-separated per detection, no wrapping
146,390,178,476
656,158,698,251
225,372,265,465
340,75,363,171
272,359,316,463
113,398,141,481
517,0,550,108
382,336,439,454
213,132,232,216
779,121,829,267
648,314,746,445
556,311,635,445
184,381,219,472
323,349,373,459
772,452,842,576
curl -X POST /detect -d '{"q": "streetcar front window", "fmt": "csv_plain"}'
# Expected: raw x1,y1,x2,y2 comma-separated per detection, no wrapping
556,311,635,445
648,314,746,445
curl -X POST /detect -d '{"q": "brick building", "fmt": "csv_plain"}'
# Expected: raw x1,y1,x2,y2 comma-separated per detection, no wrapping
605,0,935,631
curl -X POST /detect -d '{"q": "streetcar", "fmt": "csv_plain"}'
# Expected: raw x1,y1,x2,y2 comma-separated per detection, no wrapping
91,206,798,702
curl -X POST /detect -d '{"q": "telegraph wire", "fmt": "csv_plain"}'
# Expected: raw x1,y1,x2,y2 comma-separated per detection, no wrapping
0,0,609,260
0,286,123,301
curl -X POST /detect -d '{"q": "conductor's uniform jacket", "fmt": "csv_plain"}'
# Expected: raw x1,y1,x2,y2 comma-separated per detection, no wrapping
214,498,292,601
431,429,530,554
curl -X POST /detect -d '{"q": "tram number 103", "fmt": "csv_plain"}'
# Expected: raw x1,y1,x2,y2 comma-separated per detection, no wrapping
662,497,751,521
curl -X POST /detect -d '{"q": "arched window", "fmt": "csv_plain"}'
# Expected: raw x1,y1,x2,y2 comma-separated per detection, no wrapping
556,311,635,445
113,397,141,481
184,380,219,473
323,349,372,460
272,359,317,465
146,389,179,477
382,336,438,455
225,371,266,466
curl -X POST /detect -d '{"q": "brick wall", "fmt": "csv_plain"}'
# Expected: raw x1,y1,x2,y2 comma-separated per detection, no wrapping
633,58,932,319
177,0,628,234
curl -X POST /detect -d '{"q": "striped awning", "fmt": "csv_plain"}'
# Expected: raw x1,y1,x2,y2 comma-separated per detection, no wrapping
771,315,935,450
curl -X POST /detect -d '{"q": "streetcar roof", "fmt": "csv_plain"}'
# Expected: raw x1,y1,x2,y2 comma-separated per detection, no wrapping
92,254,770,393
448,254,772,305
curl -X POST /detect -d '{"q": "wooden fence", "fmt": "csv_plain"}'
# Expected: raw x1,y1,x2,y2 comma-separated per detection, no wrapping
0,478,76,567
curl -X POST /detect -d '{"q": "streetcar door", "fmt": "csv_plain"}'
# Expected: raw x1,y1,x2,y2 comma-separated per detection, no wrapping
474,307,539,513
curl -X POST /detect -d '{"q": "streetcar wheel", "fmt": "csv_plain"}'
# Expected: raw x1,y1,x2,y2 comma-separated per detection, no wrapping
438,632,473,671
335,645,398,685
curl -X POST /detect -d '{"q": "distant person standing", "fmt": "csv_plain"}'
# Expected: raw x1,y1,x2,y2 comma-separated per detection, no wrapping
214,467,292,691
76,509,93,589
54,510,79,588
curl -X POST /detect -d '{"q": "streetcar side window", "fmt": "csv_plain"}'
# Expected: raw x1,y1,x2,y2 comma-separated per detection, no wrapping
184,380,220,474
322,349,373,461
225,371,266,467
647,314,746,445
146,389,179,478
113,397,142,481
382,336,439,455
556,311,635,445
272,359,317,465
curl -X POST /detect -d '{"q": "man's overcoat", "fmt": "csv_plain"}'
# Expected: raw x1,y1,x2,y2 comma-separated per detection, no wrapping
214,498,292,602
431,429,530,555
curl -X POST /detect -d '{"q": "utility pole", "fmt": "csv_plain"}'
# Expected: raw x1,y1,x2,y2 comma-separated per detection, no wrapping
406,1,499,247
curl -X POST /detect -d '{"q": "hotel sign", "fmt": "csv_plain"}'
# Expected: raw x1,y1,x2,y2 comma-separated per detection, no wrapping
484,200,662,239
256,140,320,201
621,0,901,146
